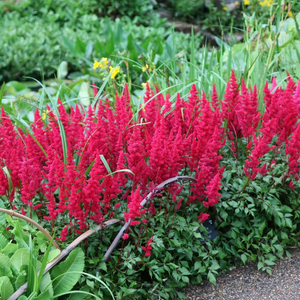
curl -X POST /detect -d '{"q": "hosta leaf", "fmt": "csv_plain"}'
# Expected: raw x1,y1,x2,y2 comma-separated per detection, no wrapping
0,276,14,300
51,247,84,295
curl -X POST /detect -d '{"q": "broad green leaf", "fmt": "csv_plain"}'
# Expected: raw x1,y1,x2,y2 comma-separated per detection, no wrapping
10,248,30,271
0,233,9,249
51,248,84,295
0,253,12,269
0,276,14,300
1,242,18,257
15,273,27,289
39,272,53,297
36,289,51,300
47,249,61,263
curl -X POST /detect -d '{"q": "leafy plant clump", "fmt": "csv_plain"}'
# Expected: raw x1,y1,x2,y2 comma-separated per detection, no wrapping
1,71,300,298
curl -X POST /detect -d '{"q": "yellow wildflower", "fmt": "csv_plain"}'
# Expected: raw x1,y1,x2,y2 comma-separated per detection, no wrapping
235,1,240,5
223,6,227,10
93,58,109,69
288,11,294,18
109,66,120,79
259,0,274,7
93,60,101,69
142,64,151,72
99,57,108,68
142,82,147,88
244,0,250,5
42,110,47,120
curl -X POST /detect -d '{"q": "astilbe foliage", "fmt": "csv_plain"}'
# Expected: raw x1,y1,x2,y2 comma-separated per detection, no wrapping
2,72,300,240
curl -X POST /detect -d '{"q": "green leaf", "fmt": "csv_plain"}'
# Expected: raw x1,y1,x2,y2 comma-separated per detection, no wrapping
51,248,85,295
264,260,276,266
0,234,9,249
241,254,247,264
209,260,220,271
39,272,53,297
257,262,264,270
0,253,12,269
0,276,14,300
36,289,51,300
0,83,5,104
10,248,30,272
207,271,216,285
179,267,191,276
1,243,18,257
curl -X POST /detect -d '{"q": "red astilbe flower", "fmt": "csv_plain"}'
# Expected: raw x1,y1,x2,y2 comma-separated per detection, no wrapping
221,70,242,139
202,169,224,208
124,185,145,225
285,122,300,178
189,125,224,204
211,84,220,111
142,82,158,133
115,83,133,134
0,107,24,190
186,84,201,130
126,125,149,189
82,154,107,223
293,80,300,117
244,134,272,180
237,80,260,138
197,212,210,223
142,236,154,257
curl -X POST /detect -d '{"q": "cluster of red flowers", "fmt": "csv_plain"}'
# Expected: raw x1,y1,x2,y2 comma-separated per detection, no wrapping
1,71,300,244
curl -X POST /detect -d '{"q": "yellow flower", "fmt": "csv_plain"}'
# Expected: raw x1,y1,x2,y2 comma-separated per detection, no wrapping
99,57,108,69
244,0,250,5
42,110,47,120
142,82,147,88
102,57,108,65
288,11,294,18
142,64,151,72
235,1,240,5
109,66,120,79
93,58,109,69
259,0,274,7
93,60,101,69
223,6,227,10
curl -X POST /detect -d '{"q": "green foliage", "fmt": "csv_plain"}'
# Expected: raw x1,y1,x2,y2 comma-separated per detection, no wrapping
0,214,85,300
166,0,206,21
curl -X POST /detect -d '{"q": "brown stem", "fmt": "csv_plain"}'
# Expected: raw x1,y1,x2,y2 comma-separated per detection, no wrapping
0,208,60,250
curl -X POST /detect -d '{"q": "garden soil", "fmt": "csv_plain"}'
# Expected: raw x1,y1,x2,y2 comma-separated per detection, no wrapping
174,246,300,300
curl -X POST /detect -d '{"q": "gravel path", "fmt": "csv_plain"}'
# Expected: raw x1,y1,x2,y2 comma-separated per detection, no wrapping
174,247,300,300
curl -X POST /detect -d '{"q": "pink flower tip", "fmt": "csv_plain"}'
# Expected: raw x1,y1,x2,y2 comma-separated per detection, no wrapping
197,212,210,223
122,233,129,240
